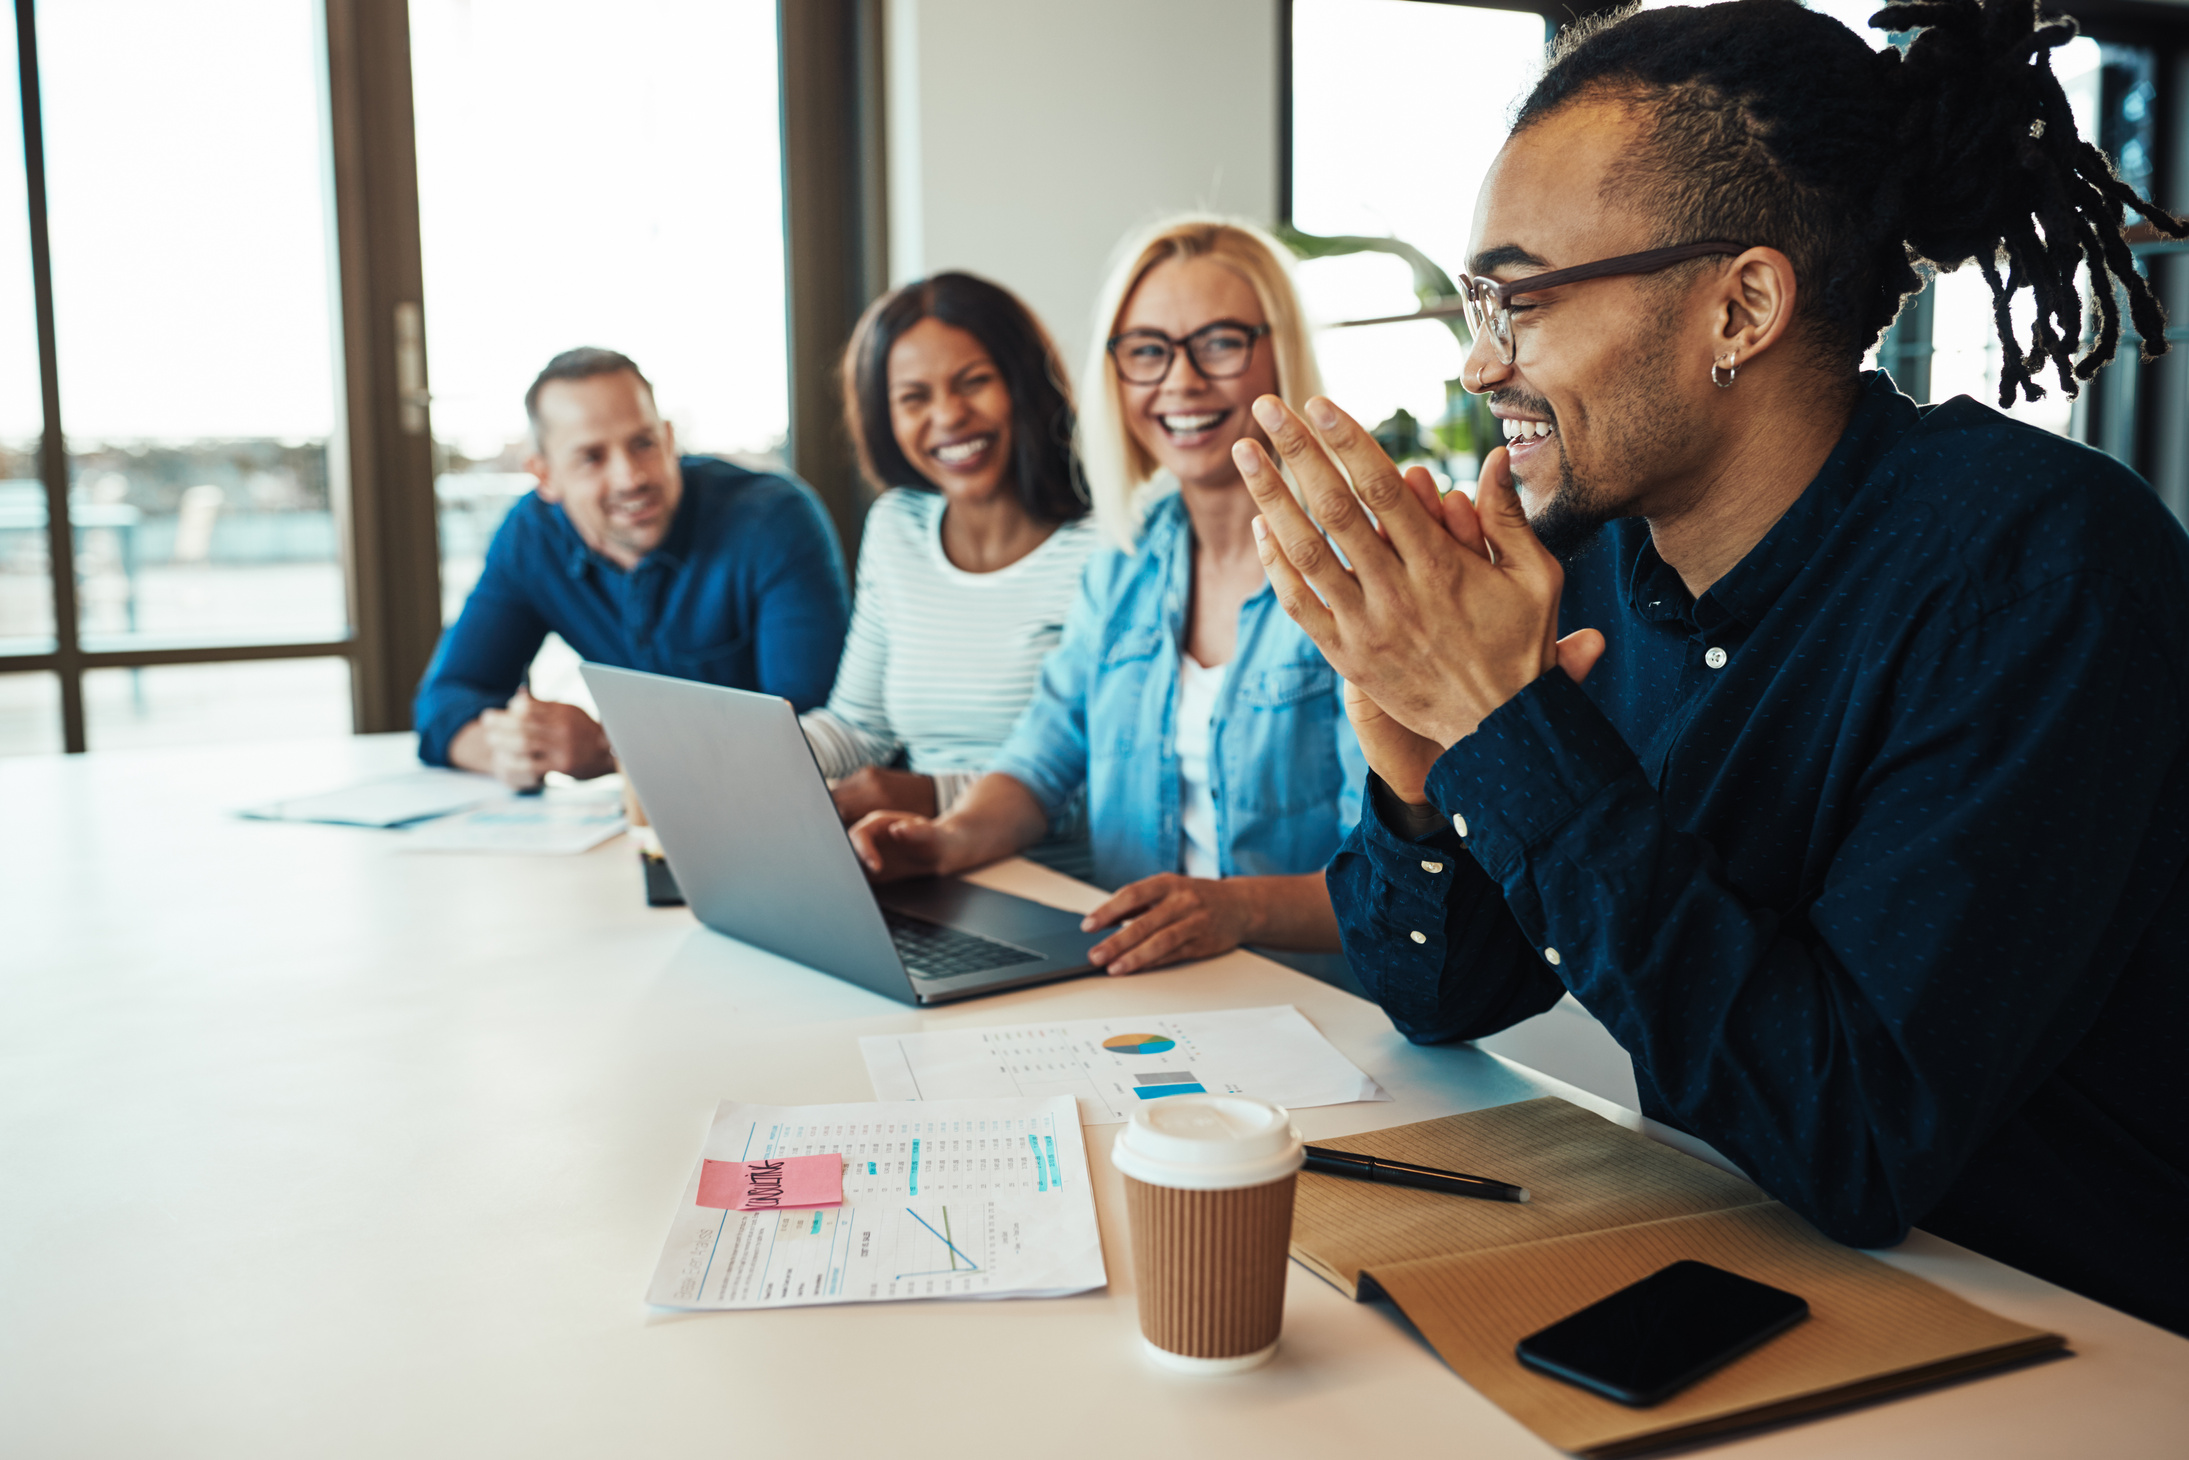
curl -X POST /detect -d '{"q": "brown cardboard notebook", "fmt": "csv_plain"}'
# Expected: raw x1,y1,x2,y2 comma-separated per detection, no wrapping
1291,1098,2064,1457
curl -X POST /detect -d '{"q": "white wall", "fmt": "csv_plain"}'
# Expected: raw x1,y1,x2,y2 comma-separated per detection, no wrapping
886,0,1281,373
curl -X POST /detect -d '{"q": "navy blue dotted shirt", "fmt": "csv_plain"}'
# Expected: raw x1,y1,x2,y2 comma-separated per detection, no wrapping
1329,373,2189,1335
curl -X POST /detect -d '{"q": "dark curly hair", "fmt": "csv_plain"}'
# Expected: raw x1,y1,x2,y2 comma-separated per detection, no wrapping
1517,0,2189,406
841,272,1088,523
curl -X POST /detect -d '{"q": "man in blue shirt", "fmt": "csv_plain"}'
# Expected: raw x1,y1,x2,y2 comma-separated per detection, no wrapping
416,347,849,785
1239,0,2189,1333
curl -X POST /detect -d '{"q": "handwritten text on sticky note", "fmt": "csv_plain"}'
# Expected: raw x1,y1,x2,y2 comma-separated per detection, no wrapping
697,1154,844,1211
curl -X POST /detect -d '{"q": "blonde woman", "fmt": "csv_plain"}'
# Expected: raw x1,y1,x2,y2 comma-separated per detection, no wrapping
850,217,1365,980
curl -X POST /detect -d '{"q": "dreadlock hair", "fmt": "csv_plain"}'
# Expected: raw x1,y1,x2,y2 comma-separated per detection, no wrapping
1516,0,2189,407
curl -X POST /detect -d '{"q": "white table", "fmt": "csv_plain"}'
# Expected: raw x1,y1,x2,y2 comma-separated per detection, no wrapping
4,735,2184,1458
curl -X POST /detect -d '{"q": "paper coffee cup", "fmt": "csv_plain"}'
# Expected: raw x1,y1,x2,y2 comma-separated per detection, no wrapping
1112,1094,1305,1374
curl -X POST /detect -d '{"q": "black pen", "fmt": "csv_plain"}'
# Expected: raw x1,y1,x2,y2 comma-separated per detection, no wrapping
1303,1146,1531,1203
515,669,546,796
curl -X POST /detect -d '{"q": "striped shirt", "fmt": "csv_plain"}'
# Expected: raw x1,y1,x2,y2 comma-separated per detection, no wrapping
802,488,1100,812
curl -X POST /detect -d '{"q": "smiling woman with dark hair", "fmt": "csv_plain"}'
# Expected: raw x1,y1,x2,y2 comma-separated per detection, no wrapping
799,272,1100,831
843,271,1089,527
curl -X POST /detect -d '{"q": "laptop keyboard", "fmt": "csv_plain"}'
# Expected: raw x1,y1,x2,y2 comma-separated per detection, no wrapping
883,908,1043,980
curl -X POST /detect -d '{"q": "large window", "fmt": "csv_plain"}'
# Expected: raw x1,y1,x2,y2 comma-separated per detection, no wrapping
1,0,349,755
1287,0,2189,518
1,0,799,756
1289,0,1543,488
411,0,788,629
409,0,788,710
43,0,346,651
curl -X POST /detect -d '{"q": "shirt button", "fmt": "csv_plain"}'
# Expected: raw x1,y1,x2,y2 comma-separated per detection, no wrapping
1704,646,1729,669
1410,931,1428,945
1419,859,1445,874
1452,813,1469,838
1544,946,1562,965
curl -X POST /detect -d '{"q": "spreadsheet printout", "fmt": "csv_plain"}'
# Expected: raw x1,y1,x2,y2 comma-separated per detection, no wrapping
646,1097,1104,1310
860,1005,1390,1124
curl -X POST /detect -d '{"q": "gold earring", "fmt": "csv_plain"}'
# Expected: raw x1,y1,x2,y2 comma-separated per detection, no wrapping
1712,350,1739,388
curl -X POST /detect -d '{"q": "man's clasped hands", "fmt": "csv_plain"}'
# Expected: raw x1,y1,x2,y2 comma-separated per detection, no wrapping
1234,394,1605,805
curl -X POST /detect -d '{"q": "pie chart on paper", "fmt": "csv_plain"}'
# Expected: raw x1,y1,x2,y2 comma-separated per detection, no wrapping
1102,1033,1176,1056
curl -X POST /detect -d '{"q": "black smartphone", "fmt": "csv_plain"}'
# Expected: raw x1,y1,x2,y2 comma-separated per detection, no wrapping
641,850,686,907
1515,1260,1809,1407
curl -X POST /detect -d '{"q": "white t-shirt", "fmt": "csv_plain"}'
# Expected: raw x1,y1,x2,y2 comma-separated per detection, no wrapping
1175,654,1224,879
801,489,1099,811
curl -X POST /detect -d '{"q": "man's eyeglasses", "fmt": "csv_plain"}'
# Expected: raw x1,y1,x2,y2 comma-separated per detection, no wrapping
1459,241,1751,364
1107,320,1271,384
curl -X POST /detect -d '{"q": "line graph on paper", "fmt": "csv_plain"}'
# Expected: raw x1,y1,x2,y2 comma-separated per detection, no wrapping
894,1204,984,1280
880,1203,996,1295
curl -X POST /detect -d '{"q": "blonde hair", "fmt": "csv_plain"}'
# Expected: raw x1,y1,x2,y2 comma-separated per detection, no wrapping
1077,216,1323,549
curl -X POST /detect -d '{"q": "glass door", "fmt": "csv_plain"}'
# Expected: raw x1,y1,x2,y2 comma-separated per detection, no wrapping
0,0,354,754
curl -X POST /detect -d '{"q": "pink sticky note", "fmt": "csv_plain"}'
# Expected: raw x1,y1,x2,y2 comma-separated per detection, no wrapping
697,1154,844,1211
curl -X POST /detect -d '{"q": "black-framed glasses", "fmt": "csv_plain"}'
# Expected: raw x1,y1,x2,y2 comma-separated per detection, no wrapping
1460,241,1751,363
1106,319,1271,384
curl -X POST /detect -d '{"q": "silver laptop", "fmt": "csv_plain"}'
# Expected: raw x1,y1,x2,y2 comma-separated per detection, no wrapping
582,663,1103,1004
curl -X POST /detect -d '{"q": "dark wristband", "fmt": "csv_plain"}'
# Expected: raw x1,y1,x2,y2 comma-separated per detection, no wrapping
1371,774,1451,841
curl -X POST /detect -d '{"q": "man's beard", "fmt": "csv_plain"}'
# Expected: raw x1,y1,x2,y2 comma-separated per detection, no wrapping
1496,343,1681,563
1525,447,1616,563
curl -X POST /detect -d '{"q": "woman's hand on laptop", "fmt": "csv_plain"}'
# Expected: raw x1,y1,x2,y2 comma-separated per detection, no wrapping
848,774,1051,882
1083,872,1343,974
1081,875,1254,975
846,810,957,881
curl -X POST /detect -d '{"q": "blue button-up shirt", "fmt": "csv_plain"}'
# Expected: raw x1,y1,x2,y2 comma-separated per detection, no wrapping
414,456,849,765
992,487,1367,893
1330,375,2189,1335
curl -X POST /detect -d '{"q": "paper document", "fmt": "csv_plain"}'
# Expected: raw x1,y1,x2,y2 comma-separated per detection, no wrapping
399,797,624,854
647,1096,1104,1309
238,768,505,827
861,1005,1389,1124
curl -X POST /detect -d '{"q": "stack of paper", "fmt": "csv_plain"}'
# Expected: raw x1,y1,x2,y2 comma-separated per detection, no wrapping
238,769,505,827
398,796,624,855
647,1096,1105,1310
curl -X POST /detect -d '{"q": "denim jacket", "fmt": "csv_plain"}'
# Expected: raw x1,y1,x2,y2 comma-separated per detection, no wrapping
992,487,1366,892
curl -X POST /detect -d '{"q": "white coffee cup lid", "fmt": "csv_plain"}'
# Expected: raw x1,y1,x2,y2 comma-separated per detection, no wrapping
1111,1094,1305,1190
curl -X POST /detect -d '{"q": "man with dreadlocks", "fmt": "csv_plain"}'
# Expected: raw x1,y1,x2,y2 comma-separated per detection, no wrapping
1239,0,2189,1335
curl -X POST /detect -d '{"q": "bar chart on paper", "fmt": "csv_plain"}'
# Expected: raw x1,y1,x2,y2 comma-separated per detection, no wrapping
646,1096,1104,1310
860,1005,1389,1123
